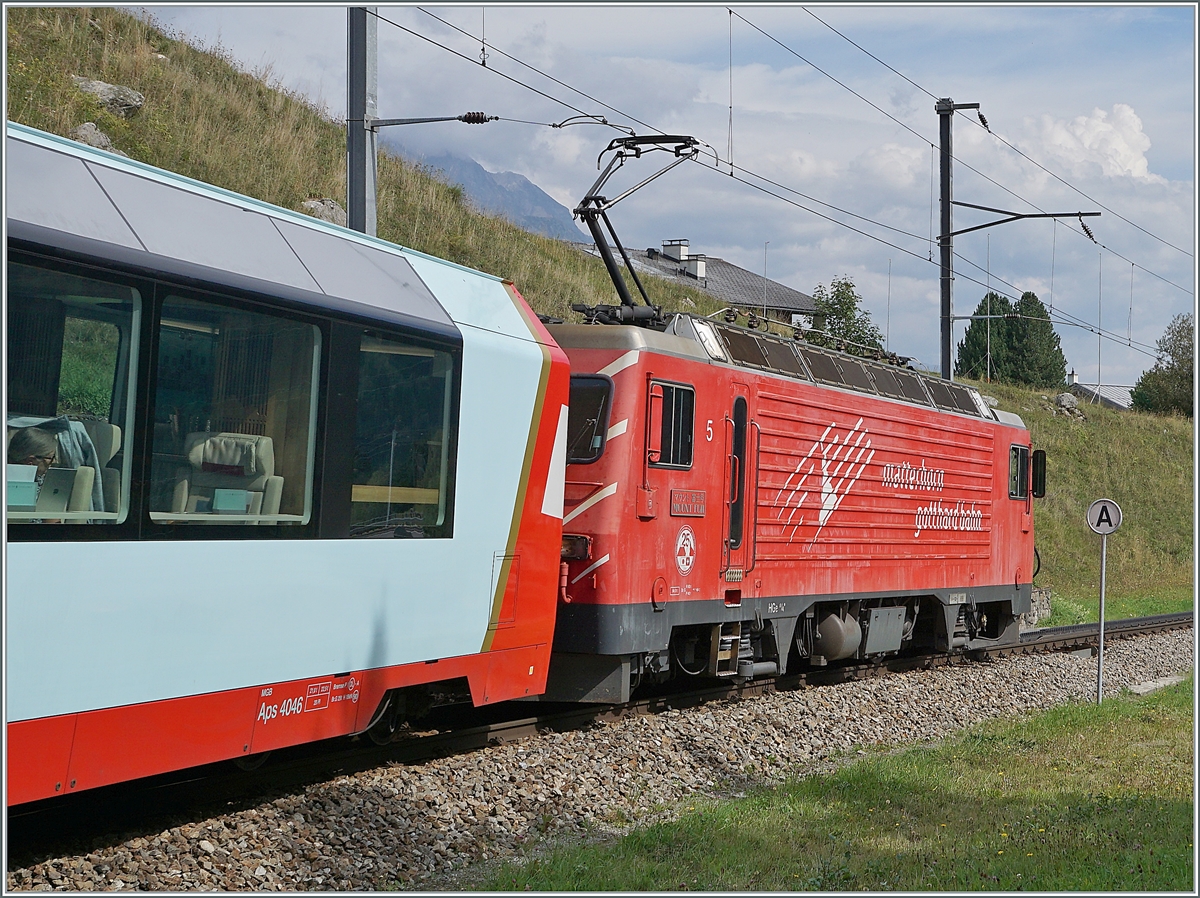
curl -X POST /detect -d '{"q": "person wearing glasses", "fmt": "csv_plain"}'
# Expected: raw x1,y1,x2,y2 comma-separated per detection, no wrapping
7,425,60,479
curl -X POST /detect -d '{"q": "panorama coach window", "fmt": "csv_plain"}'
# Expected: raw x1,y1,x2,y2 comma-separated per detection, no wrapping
351,332,456,538
654,382,695,468
147,295,320,525
566,374,613,464
6,258,140,526
1009,444,1030,500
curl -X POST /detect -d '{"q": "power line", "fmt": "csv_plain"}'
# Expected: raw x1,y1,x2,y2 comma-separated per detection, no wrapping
412,7,659,134
369,9,618,129
801,6,1192,259
736,8,1192,296
375,10,1178,354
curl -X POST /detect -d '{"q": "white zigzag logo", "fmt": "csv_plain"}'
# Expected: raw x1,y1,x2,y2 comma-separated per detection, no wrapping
773,418,876,543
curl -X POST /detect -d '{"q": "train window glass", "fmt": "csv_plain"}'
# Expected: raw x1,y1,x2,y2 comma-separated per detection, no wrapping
351,332,456,538
728,396,748,549
652,383,694,469
942,381,983,416
6,259,140,526
567,374,613,465
1009,445,1030,500
148,295,319,526
924,378,964,413
869,365,907,400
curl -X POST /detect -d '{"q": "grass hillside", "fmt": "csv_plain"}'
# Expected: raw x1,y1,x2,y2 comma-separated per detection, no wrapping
959,378,1193,624
5,7,720,322
7,8,1192,623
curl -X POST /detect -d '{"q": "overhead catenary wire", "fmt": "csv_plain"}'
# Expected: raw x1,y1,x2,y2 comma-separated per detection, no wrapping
412,7,659,134
375,9,1175,356
802,5,1193,260
733,9,1192,297
370,9,621,130
396,8,1188,302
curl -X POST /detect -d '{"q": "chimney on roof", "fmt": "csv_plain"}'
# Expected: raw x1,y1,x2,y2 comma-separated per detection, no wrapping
662,239,689,262
685,254,706,279
1069,368,1077,385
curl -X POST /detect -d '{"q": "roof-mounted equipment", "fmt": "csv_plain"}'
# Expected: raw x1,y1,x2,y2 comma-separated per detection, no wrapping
572,135,700,328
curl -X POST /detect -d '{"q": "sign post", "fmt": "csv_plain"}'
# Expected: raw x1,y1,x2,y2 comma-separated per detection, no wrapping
1086,498,1123,704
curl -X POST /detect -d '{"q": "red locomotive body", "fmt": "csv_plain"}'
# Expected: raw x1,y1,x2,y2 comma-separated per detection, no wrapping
545,317,1037,702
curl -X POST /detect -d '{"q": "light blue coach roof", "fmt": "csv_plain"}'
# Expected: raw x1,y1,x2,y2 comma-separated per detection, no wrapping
5,122,460,331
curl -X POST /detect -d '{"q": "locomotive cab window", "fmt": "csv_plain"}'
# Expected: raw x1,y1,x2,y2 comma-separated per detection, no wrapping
1009,444,1030,500
566,374,613,465
147,295,320,526
6,258,141,527
351,331,457,538
648,381,694,469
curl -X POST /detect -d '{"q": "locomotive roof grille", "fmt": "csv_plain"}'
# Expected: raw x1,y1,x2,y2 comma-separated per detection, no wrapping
685,315,993,420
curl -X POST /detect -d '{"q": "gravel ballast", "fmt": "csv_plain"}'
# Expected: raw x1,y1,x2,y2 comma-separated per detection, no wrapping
7,629,1192,891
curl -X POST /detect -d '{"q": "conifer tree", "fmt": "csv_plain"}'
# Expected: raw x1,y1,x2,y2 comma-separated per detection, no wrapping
954,293,1012,381
1008,292,1066,388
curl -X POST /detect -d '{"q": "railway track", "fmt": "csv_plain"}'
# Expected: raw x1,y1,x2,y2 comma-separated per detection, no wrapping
7,611,1191,868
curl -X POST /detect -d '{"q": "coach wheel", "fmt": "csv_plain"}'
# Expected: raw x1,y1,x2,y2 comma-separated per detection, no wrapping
366,691,406,745
233,751,272,771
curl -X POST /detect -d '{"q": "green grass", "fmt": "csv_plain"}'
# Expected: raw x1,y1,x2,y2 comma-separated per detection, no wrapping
478,678,1194,891
57,318,119,417
961,378,1193,625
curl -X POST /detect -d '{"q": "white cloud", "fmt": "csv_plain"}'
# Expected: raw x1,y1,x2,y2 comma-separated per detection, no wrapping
851,142,927,189
1034,103,1166,184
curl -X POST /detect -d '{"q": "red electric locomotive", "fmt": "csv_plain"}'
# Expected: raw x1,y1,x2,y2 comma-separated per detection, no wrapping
539,133,1045,703
541,315,1044,703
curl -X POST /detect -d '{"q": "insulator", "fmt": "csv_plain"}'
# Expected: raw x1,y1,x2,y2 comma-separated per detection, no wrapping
1081,220,1096,242
978,111,990,132
459,112,491,124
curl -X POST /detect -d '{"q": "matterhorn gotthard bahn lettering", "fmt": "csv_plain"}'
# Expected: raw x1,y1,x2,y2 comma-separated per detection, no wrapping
774,419,977,541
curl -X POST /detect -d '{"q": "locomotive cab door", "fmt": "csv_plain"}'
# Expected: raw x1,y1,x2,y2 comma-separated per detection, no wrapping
722,389,755,584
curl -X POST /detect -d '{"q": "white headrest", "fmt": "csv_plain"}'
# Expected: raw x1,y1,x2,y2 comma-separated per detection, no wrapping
184,432,272,478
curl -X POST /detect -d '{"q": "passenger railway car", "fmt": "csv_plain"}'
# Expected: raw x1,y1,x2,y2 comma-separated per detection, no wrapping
542,316,1042,702
4,123,569,805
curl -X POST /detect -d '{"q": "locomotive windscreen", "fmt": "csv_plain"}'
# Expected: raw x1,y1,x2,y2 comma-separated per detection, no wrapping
566,374,613,464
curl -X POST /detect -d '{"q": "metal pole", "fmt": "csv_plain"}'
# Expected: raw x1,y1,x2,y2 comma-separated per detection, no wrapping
1097,532,1107,703
347,7,378,235
937,98,954,380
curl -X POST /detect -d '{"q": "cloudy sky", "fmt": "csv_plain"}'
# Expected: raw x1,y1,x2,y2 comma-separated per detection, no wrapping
140,4,1195,384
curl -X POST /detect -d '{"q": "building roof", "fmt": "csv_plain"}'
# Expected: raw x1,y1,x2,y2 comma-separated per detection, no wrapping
1071,382,1134,410
578,242,818,315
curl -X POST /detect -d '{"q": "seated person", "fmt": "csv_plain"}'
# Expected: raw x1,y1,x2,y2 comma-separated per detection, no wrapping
7,425,63,522
7,425,59,480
